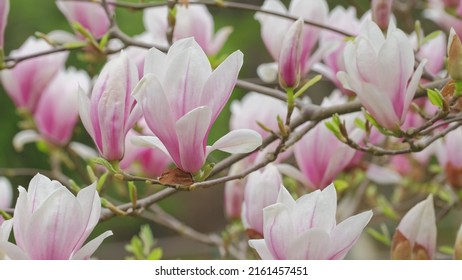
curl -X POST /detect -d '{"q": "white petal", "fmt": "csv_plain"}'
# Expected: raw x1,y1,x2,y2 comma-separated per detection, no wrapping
131,136,173,162
72,231,113,260
78,86,94,140
208,129,262,156
248,239,274,260
69,142,98,160
366,164,402,185
286,228,330,259
257,62,278,83
275,163,311,188
329,210,373,259
0,242,29,260
12,130,41,152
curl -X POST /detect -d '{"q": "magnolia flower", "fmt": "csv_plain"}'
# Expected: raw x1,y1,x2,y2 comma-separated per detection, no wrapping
143,4,232,56
313,6,361,94
34,68,90,146
391,195,436,260
242,165,282,237
0,37,68,113
0,177,12,226
255,0,328,83
289,93,361,190
0,173,112,260
0,0,9,49
56,0,112,39
249,184,373,259
79,53,141,161
424,0,462,37
120,119,171,178
338,20,426,131
133,38,261,174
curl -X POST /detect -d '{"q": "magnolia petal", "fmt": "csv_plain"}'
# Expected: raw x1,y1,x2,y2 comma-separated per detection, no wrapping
263,202,293,259
359,83,400,130
207,129,262,156
200,50,243,122
12,130,40,152
144,47,167,78
0,219,13,241
78,86,94,140
69,142,98,161
208,26,233,55
25,187,84,259
275,163,311,188
248,239,274,260
329,210,373,259
131,136,173,162
175,106,212,173
366,164,403,185
75,183,100,249
402,60,427,122
0,242,29,260
72,230,113,260
257,62,278,83
286,228,330,259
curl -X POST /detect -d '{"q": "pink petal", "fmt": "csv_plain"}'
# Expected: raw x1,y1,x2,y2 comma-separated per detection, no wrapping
328,210,373,259
72,231,113,260
175,106,212,173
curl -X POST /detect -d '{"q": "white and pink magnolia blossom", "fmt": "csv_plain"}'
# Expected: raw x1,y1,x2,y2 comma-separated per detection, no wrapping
255,0,328,83
425,0,462,37
278,18,303,89
313,6,361,95
241,164,282,237
56,0,113,39
0,0,9,49
34,68,90,146
133,38,261,174
391,195,436,260
0,37,68,113
79,53,141,161
0,177,12,226
249,183,373,260
337,20,426,131
120,119,171,178
0,173,112,260
224,162,246,220
290,93,361,190
143,4,232,56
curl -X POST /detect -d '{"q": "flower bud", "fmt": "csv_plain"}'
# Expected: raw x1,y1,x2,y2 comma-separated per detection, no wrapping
278,18,303,89
391,195,436,260
448,28,462,81
371,0,393,30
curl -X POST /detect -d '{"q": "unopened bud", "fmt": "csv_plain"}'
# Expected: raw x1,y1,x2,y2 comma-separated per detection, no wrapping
448,28,462,81
371,0,393,30
278,18,303,89
391,195,436,260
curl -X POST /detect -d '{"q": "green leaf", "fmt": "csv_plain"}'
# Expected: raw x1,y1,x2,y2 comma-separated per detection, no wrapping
147,248,163,260
91,157,118,173
427,88,444,108
325,120,345,142
421,31,442,46
438,245,454,256
367,227,391,247
333,179,349,193
354,117,366,130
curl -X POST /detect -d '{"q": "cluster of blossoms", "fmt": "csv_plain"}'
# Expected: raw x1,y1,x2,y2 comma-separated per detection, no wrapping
0,0,462,261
